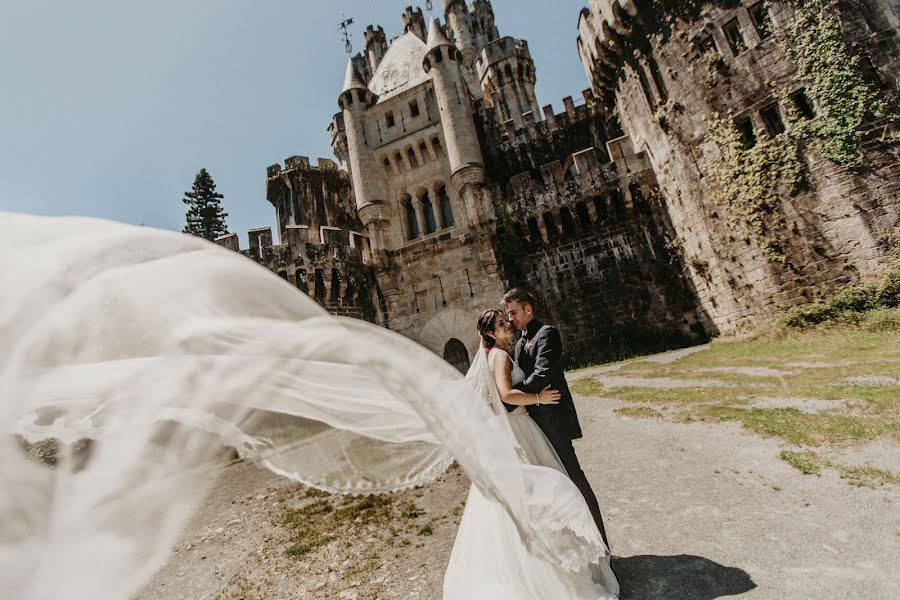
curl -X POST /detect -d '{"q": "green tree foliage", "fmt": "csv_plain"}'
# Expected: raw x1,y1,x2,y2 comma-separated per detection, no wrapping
182,168,229,240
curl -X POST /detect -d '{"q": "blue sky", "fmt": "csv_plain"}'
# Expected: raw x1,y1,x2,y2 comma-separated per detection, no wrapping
0,1,589,246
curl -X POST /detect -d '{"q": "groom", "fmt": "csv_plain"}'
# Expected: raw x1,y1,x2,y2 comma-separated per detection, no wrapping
503,287,611,550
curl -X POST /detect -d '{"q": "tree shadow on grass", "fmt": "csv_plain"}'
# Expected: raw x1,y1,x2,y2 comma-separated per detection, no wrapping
614,554,756,600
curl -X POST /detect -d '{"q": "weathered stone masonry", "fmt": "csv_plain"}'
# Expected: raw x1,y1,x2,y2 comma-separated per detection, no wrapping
219,0,898,368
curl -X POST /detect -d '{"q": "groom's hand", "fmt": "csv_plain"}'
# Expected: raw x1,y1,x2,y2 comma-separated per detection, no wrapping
537,385,560,405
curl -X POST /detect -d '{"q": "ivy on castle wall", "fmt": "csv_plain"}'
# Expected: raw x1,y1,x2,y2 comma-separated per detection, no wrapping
490,192,529,287
708,0,899,261
786,0,899,167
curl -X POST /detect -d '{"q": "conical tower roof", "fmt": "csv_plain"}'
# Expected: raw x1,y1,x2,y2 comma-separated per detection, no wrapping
425,19,452,52
340,58,368,95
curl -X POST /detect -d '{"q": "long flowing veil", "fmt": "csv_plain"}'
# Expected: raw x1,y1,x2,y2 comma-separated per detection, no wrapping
0,213,604,599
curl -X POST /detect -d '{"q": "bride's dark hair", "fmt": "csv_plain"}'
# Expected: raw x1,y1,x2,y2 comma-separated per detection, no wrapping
477,309,503,349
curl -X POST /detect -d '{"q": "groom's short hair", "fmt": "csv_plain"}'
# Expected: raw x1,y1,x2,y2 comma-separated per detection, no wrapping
502,288,536,310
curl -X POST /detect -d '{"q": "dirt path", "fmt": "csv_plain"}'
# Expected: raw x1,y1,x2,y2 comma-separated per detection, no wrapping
138,356,899,599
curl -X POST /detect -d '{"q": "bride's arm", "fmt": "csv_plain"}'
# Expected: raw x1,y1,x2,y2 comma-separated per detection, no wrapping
492,352,560,406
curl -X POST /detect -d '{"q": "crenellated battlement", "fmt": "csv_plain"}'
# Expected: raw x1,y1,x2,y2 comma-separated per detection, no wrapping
215,225,379,320
266,156,341,179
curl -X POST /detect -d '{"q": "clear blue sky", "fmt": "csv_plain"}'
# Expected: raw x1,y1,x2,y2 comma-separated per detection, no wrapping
0,1,589,246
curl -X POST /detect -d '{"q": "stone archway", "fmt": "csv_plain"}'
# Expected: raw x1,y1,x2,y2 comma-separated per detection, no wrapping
417,309,481,366
443,338,470,374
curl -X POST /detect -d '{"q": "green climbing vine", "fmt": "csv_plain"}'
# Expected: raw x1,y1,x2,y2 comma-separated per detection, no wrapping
786,0,899,166
491,192,529,287
708,0,899,261
707,114,804,261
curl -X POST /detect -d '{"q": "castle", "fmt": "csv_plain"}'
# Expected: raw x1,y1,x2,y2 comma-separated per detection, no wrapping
217,0,900,372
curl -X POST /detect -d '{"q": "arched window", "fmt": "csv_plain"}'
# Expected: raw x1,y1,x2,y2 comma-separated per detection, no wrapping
560,207,577,237
407,147,418,168
438,185,454,228
330,269,341,302
443,338,470,374
295,269,307,293
576,202,591,229
314,269,326,298
344,272,357,302
611,188,628,221
527,217,541,242
421,191,437,234
383,157,392,172
432,137,443,155
593,196,609,224
504,63,513,81
403,195,419,240
419,142,429,161
543,212,558,241
394,152,404,172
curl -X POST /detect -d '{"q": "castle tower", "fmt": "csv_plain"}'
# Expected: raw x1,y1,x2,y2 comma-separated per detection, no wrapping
364,25,388,76
470,0,499,50
337,59,391,254
423,19,487,226
443,0,476,66
476,35,541,128
402,6,427,41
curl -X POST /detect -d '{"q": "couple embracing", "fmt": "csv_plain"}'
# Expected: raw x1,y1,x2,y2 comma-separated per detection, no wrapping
444,288,619,599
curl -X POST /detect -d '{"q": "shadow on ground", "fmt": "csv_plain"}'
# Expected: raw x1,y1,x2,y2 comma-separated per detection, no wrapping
614,554,756,599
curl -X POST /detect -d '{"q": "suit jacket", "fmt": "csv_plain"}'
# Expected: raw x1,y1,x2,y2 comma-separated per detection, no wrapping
513,320,583,441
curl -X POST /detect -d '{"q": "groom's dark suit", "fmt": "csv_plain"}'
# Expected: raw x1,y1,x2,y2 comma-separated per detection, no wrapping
513,319,610,549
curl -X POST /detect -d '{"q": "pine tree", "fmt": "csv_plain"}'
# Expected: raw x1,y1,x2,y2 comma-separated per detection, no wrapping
182,168,229,240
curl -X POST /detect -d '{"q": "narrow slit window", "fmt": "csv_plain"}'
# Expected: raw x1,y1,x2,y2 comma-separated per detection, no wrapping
593,196,609,224
637,65,656,108
648,58,668,103
575,202,591,229
734,117,757,148
407,148,418,168
760,103,785,137
749,3,773,39
542,212,559,241
722,19,747,55
560,207,577,237
790,89,816,120
527,217,541,241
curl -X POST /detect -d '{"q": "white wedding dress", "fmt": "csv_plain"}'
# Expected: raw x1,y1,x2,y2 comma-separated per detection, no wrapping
444,348,619,600
0,213,616,599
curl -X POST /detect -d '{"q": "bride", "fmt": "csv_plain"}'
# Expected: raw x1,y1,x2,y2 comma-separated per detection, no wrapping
444,309,619,599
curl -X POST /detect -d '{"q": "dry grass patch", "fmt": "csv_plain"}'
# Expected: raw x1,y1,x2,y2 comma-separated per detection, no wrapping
614,406,663,419
573,311,899,454
780,450,899,488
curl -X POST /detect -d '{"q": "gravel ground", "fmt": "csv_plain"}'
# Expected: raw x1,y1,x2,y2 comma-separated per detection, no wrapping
137,356,900,600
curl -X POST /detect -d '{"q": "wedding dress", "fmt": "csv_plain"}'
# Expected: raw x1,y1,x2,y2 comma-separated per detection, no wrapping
0,213,612,599
444,348,619,599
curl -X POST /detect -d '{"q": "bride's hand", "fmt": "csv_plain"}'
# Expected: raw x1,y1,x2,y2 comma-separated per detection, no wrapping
538,386,560,405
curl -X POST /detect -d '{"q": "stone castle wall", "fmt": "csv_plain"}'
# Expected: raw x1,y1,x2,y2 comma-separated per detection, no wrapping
578,0,900,334
480,98,708,362
217,157,381,323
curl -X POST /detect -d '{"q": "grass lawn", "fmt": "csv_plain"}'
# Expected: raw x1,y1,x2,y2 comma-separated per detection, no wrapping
570,309,900,486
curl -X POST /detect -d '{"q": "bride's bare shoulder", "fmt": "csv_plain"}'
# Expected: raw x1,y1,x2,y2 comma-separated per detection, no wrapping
488,348,512,369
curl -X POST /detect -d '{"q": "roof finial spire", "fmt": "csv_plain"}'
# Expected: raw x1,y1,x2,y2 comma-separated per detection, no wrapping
338,12,354,55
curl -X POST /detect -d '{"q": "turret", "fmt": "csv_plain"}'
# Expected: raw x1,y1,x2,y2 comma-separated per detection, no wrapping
337,59,391,253
476,37,541,128
423,19,486,225
402,6,427,41
364,25,388,74
470,0,499,49
443,0,477,66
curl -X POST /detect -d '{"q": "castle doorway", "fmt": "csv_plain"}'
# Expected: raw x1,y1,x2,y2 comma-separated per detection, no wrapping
443,338,470,374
